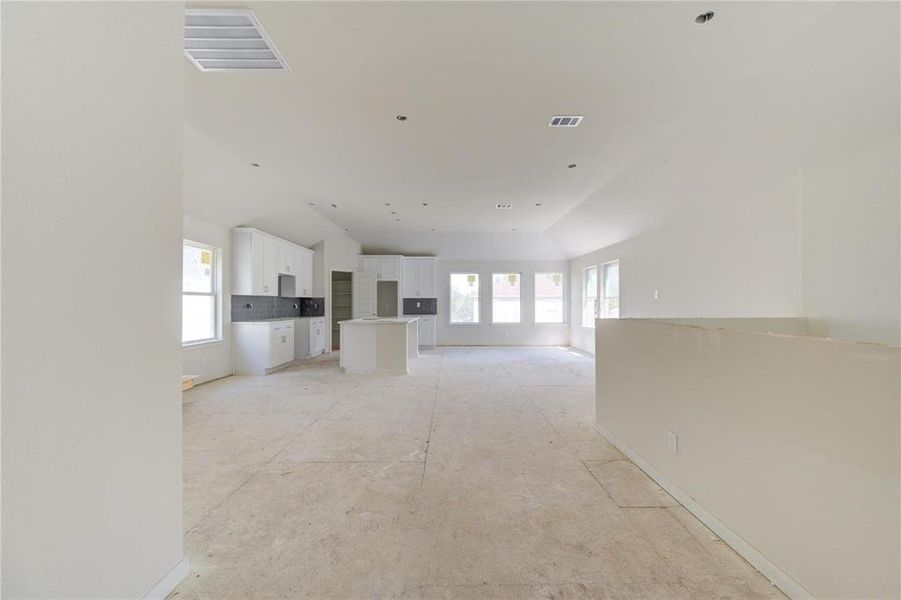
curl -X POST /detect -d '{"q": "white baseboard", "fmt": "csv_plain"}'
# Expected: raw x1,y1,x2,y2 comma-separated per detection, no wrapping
143,557,190,599
594,424,815,600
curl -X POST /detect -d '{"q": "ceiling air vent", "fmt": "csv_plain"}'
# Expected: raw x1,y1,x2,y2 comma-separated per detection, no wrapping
548,115,583,128
185,9,289,72
496,203,513,210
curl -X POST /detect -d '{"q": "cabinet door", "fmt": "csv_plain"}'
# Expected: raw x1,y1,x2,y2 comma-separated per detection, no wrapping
380,258,399,281
261,235,279,295
299,248,313,296
419,260,436,297
402,259,419,297
418,317,435,346
277,243,296,275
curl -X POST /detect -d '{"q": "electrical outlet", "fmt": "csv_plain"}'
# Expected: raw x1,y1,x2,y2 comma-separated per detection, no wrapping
654,289,659,300
667,431,679,455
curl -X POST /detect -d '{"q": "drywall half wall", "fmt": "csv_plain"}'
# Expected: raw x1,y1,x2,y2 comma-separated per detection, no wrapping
595,319,899,599
2,1,186,597
437,260,570,346
568,180,802,354
182,216,233,384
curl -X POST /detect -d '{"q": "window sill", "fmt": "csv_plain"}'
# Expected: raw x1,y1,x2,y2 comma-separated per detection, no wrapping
182,338,225,349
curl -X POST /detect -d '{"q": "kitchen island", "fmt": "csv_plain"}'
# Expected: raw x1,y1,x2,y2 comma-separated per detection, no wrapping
338,317,419,374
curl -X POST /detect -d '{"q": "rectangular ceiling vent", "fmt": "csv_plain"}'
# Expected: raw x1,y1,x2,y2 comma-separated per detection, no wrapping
548,115,583,128
185,9,290,72
495,203,513,210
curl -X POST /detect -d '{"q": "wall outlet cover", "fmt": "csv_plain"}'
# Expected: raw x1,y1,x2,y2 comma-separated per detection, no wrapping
667,431,679,455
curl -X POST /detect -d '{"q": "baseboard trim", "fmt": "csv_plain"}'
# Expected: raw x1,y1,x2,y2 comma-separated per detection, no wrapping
594,424,815,600
142,557,189,599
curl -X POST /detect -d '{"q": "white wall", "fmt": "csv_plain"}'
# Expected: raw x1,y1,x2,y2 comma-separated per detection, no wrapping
182,216,234,384
2,2,185,597
801,135,900,347
595,320,899,599
437,260,570,346
568,181,802,353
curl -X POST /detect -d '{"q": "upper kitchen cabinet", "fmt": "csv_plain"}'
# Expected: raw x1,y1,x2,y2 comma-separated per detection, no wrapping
402,257,437,298
298,246,314,297
359,255,402,281
233,227,315,297
277,242,297,276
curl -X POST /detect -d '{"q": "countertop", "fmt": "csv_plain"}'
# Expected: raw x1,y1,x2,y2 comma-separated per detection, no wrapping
233,316,324,323
340,317,419,325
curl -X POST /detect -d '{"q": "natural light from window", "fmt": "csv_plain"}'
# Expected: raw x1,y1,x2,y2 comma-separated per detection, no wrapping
492,273,521,323
582,266,598,328
600,261,620,319
535,272,564,323
450,273,480,324
183,241,218,344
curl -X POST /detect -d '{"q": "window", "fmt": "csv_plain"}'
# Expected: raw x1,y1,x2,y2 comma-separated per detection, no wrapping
492,273,521,323
582,266,598,328
183,241,220,344
534,273,564,323
600,261,620,319
450,273,480,324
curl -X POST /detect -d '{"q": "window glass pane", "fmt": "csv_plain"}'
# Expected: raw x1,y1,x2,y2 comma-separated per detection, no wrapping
183,294,215,343
492,273,521,323
585,266,597,299
183,243,214,293
450,273,479,323
535,273,564,323
600,261,620,319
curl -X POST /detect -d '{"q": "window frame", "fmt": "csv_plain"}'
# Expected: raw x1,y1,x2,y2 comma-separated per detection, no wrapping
490,272,523,325
533,272,566,325
582,265,599,329
448,271,481,326
182,239,223,347
600,260,620,320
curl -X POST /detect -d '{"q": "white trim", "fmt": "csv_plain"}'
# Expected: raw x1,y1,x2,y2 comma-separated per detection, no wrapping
593,424,814,600
142,557,189,600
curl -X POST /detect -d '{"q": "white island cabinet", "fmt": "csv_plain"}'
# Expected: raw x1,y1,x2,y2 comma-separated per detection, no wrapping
233,320,295,375
339,317,419,374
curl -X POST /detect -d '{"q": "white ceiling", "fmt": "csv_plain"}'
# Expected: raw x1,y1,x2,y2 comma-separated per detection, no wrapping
184,1,898,258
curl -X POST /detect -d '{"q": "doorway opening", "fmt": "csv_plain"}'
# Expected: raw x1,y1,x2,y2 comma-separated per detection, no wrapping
331,271,353,350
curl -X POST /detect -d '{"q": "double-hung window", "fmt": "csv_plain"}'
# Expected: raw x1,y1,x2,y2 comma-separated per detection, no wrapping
582,266,598,328
182,241,220,344
600,261,620,319
450,273,480,324
492,273,521,323
534,273,564,323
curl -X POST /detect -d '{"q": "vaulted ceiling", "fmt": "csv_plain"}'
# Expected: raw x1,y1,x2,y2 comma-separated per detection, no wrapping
184,1,898,258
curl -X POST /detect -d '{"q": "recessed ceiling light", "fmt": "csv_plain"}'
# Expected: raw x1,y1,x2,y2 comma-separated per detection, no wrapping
695,11,714,24
395,218,401,222
430,228,436,231
344,228,350,231
250,162,260,167
308,202,315,206
422,203,429,206
568,163,577,169
330,203,338,208
535,203,542,206
390,211,397,215
384,202,391,206
396,115,407,121
512,227,518,231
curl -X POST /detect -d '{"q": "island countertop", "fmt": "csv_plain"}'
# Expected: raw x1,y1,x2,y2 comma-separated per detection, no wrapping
340,317,419,325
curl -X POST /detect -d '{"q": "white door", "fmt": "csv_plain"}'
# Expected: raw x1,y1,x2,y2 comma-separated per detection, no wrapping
402,259,419,297
262,236,279,296
353,271,377,318
420,260,436,297
299,249,313,296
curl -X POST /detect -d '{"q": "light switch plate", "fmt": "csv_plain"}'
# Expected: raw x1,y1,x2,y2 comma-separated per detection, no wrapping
667,431,679,455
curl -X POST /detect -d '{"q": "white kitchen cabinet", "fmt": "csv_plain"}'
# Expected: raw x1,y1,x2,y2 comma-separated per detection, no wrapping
417,315,437,346
298,247,314,297
401,257,437,298
234,320,295,375
234,227,316,298
294,316,326,359
359,255,402,281
278,242,297,276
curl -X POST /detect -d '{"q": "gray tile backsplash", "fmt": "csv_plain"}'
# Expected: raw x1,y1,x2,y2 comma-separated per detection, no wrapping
232,296,324,321
403,298,437,315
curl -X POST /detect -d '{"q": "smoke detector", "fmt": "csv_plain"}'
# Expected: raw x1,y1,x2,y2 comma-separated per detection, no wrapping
496,203,513,210
548,116,583,128
185,9,289,71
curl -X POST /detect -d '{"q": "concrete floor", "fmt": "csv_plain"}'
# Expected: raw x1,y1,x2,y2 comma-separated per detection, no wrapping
175,346,784,599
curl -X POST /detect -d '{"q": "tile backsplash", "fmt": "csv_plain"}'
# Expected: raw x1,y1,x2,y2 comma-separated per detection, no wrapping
232,296,325,321
403,298,438,315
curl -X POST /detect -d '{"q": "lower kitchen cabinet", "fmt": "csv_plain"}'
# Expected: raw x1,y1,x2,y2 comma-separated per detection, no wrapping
233,320,295,375
417,315,437,347
295,317,326,359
